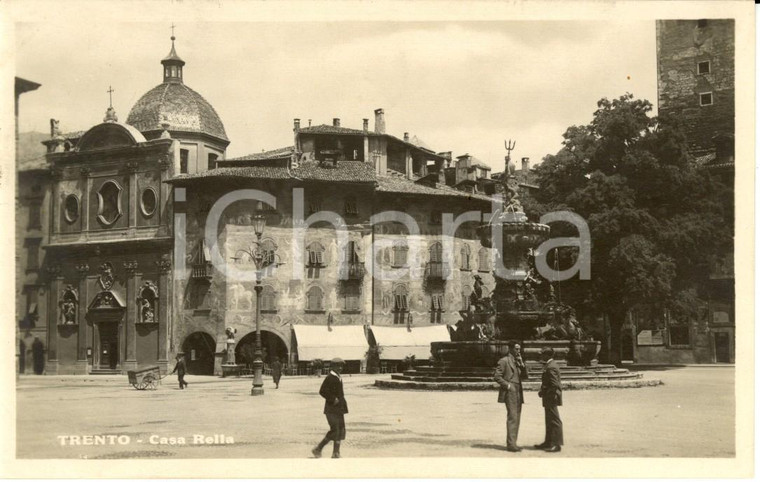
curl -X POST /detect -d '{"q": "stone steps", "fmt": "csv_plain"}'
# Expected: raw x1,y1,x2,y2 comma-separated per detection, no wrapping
375,377,662,391
89,369,121,375
391,371,643,383
390,362,645,387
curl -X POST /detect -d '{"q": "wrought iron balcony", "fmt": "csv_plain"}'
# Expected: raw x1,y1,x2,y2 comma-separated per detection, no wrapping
425,261,450,280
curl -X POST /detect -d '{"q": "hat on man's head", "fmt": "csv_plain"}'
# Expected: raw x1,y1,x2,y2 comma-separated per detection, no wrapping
541,347,554,357
331,357,344,365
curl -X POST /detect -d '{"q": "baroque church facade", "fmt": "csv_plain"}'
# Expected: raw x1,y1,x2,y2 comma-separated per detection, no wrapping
21,37,501,375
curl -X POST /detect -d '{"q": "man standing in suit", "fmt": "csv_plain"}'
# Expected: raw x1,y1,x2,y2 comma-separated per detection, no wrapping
171,353,188,389
494,341,529,452
312,358,348,459
536,347,563,452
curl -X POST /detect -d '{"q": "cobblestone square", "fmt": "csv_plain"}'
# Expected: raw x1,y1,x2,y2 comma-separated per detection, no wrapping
16,367,734,460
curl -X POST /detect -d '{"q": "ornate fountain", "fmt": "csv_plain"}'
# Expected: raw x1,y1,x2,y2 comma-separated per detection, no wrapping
431,140,601,367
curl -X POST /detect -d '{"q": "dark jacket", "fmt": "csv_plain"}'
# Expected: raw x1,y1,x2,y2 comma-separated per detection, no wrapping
319,371,348,415
171,358,187,376
271,360,282,378
539,359,563,407
494,354,529,404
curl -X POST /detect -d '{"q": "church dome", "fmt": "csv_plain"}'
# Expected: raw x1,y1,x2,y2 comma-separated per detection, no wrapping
127,82,228,142
126,35,228,143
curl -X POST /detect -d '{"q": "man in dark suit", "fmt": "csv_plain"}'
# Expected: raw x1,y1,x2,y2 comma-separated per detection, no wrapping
494,340,529,452
312,357,348,459
536,347,563,452
171,353,188,389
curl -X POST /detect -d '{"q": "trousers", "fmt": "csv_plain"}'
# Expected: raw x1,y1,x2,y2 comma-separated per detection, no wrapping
504,386,522,449
543,405,563,446
325,413,346,441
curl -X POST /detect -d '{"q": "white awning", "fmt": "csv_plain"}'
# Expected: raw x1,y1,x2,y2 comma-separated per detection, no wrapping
292,324,368,361
369,325,451,360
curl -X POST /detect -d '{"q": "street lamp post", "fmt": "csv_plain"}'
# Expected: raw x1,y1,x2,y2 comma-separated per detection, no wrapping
231,214,272,396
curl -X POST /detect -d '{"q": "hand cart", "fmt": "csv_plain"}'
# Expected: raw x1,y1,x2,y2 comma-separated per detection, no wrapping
127,366,164,390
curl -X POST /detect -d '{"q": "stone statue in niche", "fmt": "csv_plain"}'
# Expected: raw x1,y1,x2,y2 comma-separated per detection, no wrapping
138,281,158,323
59,285,78,325
61,300,76,325
140,298,155,323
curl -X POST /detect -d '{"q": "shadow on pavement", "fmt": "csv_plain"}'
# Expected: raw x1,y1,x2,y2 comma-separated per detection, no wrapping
471,443,507,452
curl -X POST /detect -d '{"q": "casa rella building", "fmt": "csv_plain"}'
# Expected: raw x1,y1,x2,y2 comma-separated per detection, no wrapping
21,36,506,375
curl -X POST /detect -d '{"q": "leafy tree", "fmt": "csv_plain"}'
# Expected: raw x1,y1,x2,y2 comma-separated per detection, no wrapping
527,93,731,362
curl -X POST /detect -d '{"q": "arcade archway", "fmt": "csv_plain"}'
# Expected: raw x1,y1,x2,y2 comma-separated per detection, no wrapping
235,330,288,369
181,332,216,375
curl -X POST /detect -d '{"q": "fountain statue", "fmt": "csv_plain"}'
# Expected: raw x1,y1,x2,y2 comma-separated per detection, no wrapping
432,140,601,367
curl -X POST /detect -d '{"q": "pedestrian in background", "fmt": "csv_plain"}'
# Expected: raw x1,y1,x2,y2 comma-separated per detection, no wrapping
171,353,188,389
536,347,563,452
494,340,529,452
271,357,283,389
312,358,348,459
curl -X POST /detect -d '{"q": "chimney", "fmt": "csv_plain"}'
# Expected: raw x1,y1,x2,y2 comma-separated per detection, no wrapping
363,118,369,132
294,118,301,131
308,119,312,127
333,118,341,127
404,132,409,142
374,108,385,134
521,157,529,172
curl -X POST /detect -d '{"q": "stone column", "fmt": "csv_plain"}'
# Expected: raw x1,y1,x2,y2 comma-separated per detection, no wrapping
46,264,62,373
127,161,138,229
156,254,172,369
124,260,139,370
80,167,91,233
74,262,89,366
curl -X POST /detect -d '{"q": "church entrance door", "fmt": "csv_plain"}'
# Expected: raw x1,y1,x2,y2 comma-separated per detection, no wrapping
98,323,119,369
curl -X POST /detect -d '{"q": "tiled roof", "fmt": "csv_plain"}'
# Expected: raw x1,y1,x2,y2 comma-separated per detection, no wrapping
409,134,433,151
226,146,294,162
127,82,228,141
299,124,371,136
168,160,377,184
376,173,493,202
299,124,445,159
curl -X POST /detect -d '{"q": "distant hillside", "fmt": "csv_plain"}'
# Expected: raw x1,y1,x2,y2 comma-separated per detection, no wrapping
17,131,48,170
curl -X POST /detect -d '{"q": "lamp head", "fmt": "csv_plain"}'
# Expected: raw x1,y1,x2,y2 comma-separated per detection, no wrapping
252,214,267,237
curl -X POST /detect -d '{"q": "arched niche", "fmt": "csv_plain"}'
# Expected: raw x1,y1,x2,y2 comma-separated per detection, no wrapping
138,281,159,324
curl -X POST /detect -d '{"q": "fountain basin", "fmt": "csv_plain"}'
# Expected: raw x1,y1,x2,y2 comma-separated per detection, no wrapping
431,340,602,366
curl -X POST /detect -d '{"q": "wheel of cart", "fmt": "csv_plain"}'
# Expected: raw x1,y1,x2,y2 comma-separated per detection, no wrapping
127,366,163,390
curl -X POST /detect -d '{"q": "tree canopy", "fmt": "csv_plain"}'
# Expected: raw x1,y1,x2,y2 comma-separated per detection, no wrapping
527,93,732,336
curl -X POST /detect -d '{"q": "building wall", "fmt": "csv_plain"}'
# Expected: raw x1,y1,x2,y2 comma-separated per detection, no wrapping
16,171,51,373
42,131,175,374
656,19,735,155
175,179,492,371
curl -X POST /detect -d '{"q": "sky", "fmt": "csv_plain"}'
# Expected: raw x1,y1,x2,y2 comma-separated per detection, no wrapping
15,21,657,170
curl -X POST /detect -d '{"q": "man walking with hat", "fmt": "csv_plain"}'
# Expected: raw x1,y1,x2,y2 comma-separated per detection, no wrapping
171,353,188,390
536,347,563,452
312,358,348,458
